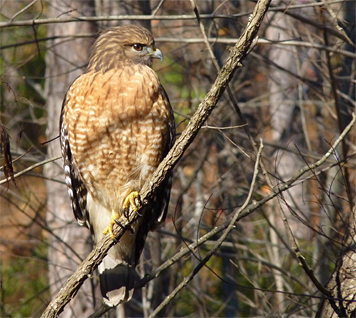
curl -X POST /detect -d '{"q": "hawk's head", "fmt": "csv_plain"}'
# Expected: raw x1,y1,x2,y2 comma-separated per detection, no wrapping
87,25,163,72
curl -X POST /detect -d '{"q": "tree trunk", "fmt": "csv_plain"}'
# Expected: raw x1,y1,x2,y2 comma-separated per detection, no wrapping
265,3,318,313
266,9,311,239
317,207,356,317
316,2,356,316
44,1,97,317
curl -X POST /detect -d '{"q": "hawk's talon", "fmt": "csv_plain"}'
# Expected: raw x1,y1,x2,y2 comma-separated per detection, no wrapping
123,207,129,220
115,218,134,234
122,191,140,217
103,210,121,240
103,192,140,239
114,219,126,230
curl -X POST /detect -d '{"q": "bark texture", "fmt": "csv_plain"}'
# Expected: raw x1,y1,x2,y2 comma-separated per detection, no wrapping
44,1,97,317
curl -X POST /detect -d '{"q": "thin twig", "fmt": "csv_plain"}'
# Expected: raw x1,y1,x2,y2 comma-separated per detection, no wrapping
136,115,355,298
0,0,350,29
0,156,62,185
189,0,220,71
276,113,356,298
322,0,354,46
8,0,38,22
148,140,264,318
2,37,355,59
321,8,354,211
151,0,165,17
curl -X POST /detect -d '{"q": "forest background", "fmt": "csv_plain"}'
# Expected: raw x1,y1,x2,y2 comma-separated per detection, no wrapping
0,0,355,317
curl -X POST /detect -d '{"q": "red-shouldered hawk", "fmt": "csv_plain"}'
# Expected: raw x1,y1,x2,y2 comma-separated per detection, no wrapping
59,25,175,307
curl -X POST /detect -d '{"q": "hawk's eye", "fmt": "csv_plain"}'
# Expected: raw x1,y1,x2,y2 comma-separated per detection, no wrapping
133,43,144,51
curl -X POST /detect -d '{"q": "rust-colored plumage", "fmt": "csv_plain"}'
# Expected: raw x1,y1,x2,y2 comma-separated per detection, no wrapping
60,25,175,306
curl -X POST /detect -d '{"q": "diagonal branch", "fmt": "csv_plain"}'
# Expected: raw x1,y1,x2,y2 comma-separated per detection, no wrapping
40,0,272,317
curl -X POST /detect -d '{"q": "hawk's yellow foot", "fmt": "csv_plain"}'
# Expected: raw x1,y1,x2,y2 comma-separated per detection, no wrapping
103,192,140,239
122,191,140,215
103,210,121,239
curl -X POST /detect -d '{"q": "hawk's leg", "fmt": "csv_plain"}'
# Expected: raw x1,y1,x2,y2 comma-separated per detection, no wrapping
103,192,140,239
103,210,123,239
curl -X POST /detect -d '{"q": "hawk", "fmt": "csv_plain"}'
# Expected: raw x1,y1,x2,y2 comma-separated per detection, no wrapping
60,25,175,307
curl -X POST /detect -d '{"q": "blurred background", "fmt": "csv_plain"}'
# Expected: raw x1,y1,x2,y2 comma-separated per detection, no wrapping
0,0,355,317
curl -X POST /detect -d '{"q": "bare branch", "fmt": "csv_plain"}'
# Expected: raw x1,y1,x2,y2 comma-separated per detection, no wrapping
0,0,350,29
0,156,61,185
148,139,264,318
276,114,356,297
2,36,354,60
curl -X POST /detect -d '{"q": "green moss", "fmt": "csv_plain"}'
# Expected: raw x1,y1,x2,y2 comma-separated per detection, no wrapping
1,244,49,317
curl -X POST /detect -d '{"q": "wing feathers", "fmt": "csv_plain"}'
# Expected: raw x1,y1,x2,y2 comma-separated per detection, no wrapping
60,107,90,229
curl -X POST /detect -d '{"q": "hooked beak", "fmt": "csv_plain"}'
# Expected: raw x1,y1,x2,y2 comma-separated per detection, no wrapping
150,48,163,63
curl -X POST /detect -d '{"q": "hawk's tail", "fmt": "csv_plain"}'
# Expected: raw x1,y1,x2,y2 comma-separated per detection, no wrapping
98,255,137,307
94,204,159,307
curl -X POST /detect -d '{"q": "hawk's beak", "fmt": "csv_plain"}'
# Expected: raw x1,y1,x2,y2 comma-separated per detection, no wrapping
150,48,163,63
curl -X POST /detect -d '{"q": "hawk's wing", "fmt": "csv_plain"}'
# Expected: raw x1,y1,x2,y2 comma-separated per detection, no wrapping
60,97,90,229
152,85,175,227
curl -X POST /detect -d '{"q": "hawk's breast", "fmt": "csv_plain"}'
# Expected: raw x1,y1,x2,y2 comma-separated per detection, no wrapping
63,64,172,212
